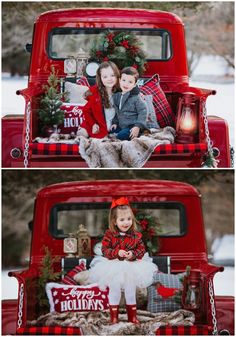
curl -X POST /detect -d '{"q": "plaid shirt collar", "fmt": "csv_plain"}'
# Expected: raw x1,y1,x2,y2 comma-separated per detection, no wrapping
113,230,133,238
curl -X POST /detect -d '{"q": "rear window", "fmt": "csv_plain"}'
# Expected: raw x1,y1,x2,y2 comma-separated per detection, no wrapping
49,202,187,238
49,28,172,60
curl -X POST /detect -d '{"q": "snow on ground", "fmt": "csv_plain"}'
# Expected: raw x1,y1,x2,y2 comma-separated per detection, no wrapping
212,234,234,265
192,55,234,77
2,74,27,116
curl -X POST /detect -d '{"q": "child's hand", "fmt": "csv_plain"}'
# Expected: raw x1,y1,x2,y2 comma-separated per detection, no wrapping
110,124,117,131
118,249,127,258
125,251,133,260
92,123,100,134
109,124,117,131
130,126,140,139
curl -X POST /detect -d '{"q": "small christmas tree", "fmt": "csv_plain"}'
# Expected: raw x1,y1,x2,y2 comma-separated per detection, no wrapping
37,246,61,311
38,67,65,129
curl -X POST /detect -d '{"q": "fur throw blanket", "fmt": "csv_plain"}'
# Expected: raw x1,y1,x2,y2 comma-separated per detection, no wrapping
78,127,175,168
33,127,175,168
28,309,194,335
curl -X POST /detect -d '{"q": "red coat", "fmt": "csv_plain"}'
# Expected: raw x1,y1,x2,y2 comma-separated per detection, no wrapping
102,229,146,261
81,86,108,138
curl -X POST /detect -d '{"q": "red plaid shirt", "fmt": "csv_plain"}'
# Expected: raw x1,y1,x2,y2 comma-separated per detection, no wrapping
102,229,146,260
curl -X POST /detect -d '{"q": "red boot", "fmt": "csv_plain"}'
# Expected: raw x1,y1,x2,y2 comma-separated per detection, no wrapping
126,304,140,324
109,305,119,324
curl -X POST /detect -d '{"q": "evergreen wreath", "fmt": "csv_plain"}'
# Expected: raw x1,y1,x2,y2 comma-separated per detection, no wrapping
135,211,162,254
90,30,147,75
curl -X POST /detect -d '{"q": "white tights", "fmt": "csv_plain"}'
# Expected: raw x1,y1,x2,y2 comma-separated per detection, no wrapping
108,283,136,305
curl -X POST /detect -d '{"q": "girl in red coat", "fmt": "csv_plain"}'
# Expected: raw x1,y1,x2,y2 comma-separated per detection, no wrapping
89,197,157,324
78,61,120,138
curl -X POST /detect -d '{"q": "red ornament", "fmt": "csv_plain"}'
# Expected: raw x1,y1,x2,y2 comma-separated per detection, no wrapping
96,51,103,56
121,40,129,49
132,64,138,69
107,33,115,42
140,219,148,230
103,57,109,61
148,227,156,237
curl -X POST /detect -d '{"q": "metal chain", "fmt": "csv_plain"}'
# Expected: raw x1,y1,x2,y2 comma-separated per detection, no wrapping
201,99,214,155
17,283,24,328
230,146,234,168
201,99,219,168
23,101,31,168
208,279,218,335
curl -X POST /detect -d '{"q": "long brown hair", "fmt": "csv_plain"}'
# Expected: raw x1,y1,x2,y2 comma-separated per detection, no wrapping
109,205,137,232
96,61,120,108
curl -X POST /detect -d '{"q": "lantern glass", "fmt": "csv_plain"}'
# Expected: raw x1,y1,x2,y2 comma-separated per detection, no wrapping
63,233,77,257
184,284,200,309
182,270,202,310
177,106,197,134
64,56,77,75
176,92,198,144
76,49,89,77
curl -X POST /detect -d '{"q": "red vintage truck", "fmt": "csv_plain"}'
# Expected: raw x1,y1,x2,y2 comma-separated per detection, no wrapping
1,8,232,168
2,180,234,335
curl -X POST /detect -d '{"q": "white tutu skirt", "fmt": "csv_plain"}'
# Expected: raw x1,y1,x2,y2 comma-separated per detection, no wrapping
89,253,157,290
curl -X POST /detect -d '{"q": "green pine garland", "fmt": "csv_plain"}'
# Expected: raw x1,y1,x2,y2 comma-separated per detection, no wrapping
90,30,147,75
38,67,66,128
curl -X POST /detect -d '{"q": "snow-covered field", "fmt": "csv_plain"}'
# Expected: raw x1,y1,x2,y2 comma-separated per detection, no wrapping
1,56,235,146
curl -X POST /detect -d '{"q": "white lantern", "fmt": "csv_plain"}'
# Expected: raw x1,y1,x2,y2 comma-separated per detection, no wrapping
63,233,77,257
64,56,77,76
76,49,89,77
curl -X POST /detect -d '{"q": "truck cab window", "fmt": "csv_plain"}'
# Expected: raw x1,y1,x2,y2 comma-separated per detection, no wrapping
49,202,186,238
49,28,172,60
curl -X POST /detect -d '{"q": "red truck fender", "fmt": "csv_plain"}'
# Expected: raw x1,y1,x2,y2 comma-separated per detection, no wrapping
207,116,231,168
215,296,235,335
2,299,18,335
2,115,24,167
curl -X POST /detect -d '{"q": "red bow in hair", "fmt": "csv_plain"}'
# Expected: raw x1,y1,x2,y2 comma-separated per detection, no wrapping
111,197,129,209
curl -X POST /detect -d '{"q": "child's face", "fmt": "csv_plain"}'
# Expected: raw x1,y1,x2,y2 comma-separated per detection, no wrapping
116,208,133,232
100,66,117,90
120,73,136,93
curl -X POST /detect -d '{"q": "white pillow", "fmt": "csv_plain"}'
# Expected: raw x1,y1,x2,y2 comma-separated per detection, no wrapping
65,82,89,105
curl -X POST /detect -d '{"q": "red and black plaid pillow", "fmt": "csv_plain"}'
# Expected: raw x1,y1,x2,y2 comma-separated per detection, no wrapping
140,74,176,128
62,262,86,285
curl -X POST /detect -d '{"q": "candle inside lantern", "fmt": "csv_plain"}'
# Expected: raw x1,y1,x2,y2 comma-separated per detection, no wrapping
178,106,197,134
175,92,198,143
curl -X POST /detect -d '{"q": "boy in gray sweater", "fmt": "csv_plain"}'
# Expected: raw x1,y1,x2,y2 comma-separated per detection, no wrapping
111,67,147,140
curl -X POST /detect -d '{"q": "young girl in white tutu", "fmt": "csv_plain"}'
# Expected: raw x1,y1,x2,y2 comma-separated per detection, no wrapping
89,196,157,324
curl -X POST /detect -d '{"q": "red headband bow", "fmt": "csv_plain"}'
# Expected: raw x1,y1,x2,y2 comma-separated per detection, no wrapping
111,197,130,209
